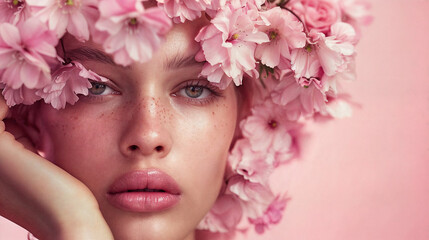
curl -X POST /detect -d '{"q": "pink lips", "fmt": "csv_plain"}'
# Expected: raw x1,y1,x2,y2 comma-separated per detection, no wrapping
106,169,181,212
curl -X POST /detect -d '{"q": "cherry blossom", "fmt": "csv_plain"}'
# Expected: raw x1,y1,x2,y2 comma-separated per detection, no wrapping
195,4,269,86
255,7,306,68
249,196,288,234
0,19,57,91
228,175,275,219
271,72,328,119
291,22,356,86
0,0,32,24
197,194,243,232
157,0,209,23
240,98,294,153
2,85,40,106
36,62,107,109
95,0,172,66
26,0,98,41
228,139,274,185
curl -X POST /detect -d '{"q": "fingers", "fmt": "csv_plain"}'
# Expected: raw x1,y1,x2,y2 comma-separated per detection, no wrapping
0,95,9,132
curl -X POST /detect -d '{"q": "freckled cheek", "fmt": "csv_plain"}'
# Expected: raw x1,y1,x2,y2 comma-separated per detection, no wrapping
176,103,237,196
39,108,119,177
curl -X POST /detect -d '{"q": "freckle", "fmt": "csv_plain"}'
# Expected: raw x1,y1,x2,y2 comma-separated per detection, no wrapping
212,112,215,115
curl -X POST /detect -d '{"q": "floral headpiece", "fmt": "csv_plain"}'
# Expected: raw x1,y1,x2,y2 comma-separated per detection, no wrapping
0,0,371,237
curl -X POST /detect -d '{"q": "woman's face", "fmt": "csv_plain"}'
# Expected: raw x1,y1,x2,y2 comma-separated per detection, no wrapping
36,18,239,240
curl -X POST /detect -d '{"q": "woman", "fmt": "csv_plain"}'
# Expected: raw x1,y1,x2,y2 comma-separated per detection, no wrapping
1,17,241,240
0,0,370,239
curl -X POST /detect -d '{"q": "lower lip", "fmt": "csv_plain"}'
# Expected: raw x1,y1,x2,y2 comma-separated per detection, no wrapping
107,192,180,212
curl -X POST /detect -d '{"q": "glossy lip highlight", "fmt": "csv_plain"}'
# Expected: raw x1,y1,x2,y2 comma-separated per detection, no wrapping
106,169,181,212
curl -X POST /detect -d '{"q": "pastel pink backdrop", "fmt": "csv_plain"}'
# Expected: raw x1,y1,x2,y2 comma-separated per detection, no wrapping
1,1,429,239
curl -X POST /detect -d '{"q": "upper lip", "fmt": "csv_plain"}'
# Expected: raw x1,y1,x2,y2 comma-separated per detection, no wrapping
108,169,181,195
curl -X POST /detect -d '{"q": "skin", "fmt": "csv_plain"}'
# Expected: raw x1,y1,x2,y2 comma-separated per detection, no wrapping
34,17,240,240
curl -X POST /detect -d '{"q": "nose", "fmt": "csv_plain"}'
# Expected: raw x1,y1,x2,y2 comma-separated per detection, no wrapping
119,97,172,159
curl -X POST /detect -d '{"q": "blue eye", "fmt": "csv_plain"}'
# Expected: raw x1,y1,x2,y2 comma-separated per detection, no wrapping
173,80,223,105
88,82,114,96
178,84,212,99
183,85,208,98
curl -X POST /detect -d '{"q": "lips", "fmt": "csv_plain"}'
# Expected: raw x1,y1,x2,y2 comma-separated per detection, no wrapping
106,169,181,212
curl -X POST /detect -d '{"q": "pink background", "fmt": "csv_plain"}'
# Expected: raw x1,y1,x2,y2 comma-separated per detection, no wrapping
1,1,429,239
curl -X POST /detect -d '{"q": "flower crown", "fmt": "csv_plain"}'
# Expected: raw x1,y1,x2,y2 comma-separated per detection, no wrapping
0,0,371,237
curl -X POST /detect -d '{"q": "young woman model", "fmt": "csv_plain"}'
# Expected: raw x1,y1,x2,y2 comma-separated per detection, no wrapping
0,0,370,239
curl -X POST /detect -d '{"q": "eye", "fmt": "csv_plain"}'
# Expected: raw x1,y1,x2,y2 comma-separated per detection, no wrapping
181,85,210,99
88,81,115,96
172,80,223,105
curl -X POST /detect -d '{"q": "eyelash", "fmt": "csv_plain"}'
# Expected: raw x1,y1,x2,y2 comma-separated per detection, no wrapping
173,80,223,106
84,79,223,105
84,80,120,102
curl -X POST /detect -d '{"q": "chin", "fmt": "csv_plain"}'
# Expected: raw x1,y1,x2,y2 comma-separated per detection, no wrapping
101,205,196,240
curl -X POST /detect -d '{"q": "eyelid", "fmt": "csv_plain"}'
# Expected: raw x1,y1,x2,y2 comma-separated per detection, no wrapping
171,79,223,105
87,79,121,97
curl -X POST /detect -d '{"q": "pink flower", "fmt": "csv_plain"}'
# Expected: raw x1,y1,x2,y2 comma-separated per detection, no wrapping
228,175,275,219
2,85,40,106
291,22,356,81
320,56,356,97
340,0,373,26
249,196,288,234
157,0,209,23
95,0,172,66
197,194,243,233
240,98,294,155
290,44,322,84
26,0,98,41
228,0,264,10
255,7,306,68
228,139,274,185
324,95,353,118
289,0,341,34
36,62,106,109
195,4,269,86
340,0,372,43
0,19,57,90
199,62,233,89
271,72,328,118
0,0,32,24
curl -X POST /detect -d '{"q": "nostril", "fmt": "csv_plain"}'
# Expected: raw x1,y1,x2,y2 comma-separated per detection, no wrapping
129,145,139,151
155,146,163,152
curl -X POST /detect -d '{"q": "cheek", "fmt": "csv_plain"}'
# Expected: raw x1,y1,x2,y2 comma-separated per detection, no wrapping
175,98,238,208
37,105,119,182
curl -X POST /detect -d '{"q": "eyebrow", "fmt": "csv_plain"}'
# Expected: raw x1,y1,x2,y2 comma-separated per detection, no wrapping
164,52,203,70
66,47,116,65
66,47,203,69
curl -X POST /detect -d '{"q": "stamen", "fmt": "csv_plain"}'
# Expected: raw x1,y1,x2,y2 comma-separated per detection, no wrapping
12,51,24,61
305,44,312,53
129,18,138,26
231,33,239,40
12,0,19,6
269,31,278,40
66,0,74,5
268,120,278,129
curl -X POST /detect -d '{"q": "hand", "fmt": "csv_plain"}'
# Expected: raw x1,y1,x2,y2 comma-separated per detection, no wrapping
0,98,113,240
